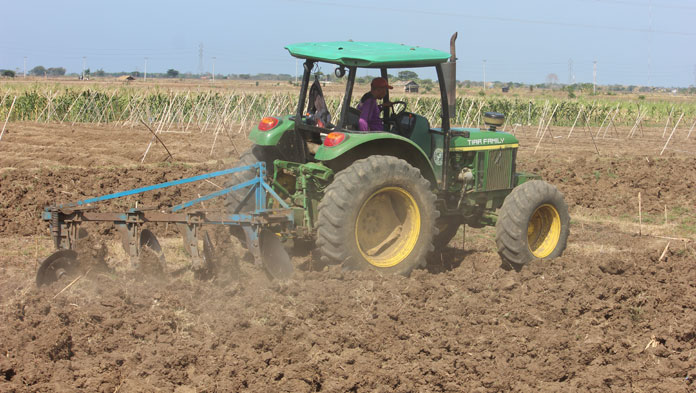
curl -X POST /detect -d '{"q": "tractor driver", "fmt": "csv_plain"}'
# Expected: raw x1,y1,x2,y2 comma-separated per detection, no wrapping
357,77,393,131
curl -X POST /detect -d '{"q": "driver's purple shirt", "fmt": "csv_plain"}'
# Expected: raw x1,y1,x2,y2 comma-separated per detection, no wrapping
357,95,383,131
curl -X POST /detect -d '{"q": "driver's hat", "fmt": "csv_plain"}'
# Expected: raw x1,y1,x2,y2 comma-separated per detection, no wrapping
371,77,393,89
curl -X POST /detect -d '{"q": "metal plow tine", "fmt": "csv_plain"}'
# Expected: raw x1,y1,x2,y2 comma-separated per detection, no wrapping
259,230,293,280
36,250,79,287
195,231,218,280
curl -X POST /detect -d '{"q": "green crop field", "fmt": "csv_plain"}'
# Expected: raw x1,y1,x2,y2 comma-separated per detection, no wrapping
1,80,695,131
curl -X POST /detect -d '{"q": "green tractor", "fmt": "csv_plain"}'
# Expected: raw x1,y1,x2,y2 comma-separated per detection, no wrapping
225,34,570,275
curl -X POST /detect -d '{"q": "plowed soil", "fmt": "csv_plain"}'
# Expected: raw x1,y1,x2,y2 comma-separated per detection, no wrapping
1,122,695,392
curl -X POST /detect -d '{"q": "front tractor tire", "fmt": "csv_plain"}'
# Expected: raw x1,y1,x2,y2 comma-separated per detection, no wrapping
495,180,570,268
317,156,438,276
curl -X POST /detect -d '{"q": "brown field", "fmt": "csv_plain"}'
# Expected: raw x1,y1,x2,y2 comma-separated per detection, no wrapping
1,119,696,392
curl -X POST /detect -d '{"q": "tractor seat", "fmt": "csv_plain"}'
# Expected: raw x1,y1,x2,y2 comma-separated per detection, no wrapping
344,107,361,130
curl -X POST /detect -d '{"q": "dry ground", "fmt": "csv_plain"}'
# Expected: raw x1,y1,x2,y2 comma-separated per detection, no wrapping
1,121,695,392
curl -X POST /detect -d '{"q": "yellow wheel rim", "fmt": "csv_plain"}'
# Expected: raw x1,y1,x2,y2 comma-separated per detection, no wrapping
527,204,561,258
355,187,420,268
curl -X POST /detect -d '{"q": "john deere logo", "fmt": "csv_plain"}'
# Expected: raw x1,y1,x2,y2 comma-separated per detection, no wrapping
433,148,443,166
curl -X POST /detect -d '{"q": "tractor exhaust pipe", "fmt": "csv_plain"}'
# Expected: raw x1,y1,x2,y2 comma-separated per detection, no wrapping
441,32,457,117
439,32,457,190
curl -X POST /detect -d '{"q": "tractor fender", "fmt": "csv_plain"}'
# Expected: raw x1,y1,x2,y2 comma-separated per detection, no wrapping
248,116,295,146
315,132,438,187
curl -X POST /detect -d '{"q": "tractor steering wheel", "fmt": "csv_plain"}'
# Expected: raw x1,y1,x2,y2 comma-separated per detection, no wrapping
388,100,408,119
384,100,408,127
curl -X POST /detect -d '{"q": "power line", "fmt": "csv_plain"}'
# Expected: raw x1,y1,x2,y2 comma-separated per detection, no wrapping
576,0,696,11
287,0,696,37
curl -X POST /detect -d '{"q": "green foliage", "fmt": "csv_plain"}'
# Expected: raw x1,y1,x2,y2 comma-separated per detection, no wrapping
397,70,419,81
29,66,46,76
46,67,66,76
1,70,15,78
1,86,695,129
166,69,179,78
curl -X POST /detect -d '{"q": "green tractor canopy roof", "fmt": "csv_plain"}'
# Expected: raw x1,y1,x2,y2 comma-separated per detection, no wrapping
285,41,451,68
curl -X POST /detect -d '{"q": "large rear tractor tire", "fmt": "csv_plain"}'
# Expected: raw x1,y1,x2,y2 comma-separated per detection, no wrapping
495,180,570,268
317,155,438,276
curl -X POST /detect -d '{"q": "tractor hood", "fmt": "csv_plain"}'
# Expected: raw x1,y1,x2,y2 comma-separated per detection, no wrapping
446,128,519,151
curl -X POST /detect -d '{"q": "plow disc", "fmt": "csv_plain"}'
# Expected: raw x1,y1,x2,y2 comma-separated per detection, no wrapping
139,229,167,268
36,250,80,287
259,230,293,280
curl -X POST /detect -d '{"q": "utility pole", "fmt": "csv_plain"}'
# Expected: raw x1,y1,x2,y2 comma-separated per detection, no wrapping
483,59,486,90
198,43,204,75
23,56,27,78
82,56,86,80
593,60,597,94
144,57,148,81
568,58,574,85
212,56,216,82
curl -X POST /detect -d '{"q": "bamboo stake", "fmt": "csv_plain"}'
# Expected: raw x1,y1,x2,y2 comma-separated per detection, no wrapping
462,99,475,127
60,91,81,124
0,96,17,141
35,90,53,123
567,105,583,138
96,90,117,125
72,91,95,126
602,103,620,138
596,108,611,138
541,103,559,141
660,112,684,156
0,92,9,111
658,242,670,262
502,109,515,132
686,117,696,140
141,99,173,163
209,96,234,156
628,109,645,138
237,94,258,133
662,105,674,138
536,101,549,137
166,91,187,132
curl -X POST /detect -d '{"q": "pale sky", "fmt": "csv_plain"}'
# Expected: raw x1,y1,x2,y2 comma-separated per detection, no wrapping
1,0,695,87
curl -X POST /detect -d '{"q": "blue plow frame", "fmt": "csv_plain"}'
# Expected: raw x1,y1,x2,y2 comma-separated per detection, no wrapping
41,162,295,272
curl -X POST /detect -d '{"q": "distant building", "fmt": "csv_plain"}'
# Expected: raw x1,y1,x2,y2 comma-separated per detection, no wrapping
394,80,419,93
502,86,510,93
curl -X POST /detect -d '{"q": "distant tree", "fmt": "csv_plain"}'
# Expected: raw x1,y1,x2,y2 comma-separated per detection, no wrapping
47,67,66,76
397,70,419,81
238,74,250,80
1,70,16,78
93,68,106,77
545,73,559,87
130,71,141,77
166,69,179,78
29,65,46,76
